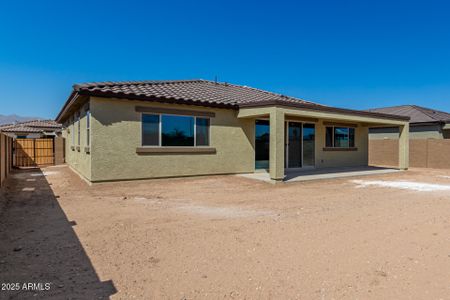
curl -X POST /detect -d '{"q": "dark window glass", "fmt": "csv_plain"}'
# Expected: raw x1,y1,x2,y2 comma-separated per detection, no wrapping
255,120,270,169
325,127,333,147
142,114,160,146
287,122,302,168
161,115,194,146
303,123,315,167
334,127,349,147
195,118,210,146
349,128,355,147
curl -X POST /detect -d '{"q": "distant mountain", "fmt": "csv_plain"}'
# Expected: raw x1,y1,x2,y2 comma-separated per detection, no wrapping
0,114,43,125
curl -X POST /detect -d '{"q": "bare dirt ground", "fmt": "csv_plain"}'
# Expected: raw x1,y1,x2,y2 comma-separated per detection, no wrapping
1,166,450,299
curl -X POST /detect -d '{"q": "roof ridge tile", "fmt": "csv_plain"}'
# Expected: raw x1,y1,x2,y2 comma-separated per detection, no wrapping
74,79,206,91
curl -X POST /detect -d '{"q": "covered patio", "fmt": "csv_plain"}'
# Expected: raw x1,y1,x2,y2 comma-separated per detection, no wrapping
237,101,410,181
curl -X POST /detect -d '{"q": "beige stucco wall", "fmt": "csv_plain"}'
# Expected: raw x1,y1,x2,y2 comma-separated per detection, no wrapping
60,97,403,182
89,97,255,182
62,102,91,181
314,121,369,168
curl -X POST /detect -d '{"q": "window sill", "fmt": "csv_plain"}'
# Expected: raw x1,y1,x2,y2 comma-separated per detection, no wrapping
76,146,81,152
70,146,75,151
323,147,358,152
84,147,91,154
136,147,216,154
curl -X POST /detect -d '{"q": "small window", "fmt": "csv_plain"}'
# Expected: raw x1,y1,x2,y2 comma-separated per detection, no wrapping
349,128,355,147
325,126,355,148
86,110,90,147
334,127,348,147
142,114,160,146
141,113,210,147
195,118,210,146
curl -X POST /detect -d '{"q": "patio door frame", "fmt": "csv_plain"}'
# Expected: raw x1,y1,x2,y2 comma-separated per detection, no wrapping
285,121,315,170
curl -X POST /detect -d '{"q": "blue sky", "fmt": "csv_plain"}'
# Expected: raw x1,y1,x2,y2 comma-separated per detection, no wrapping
0,0,449,119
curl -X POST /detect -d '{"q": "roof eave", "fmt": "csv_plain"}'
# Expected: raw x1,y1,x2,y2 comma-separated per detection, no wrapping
78,89,239,110
238,100,410,122
409,121,445,126
55,91,80,123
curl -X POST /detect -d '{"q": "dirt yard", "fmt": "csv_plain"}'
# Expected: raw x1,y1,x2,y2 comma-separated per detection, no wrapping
1,166,450,299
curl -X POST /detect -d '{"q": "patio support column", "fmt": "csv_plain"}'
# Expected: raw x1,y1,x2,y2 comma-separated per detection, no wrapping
269,108,285,181
399,124,409,170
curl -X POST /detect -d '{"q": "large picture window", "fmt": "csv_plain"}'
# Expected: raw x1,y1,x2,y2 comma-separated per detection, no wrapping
142,113,210,147
325,126,355,148
162,115,194,146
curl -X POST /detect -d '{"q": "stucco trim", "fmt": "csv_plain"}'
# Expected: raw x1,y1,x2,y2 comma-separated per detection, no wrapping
323,121,358,128
136,147,217,154
285,116,319,123
239,100,410,121
135,106,216,117
323,147,358,152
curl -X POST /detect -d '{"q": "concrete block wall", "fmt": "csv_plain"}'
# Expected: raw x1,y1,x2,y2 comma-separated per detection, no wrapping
369,139,450,169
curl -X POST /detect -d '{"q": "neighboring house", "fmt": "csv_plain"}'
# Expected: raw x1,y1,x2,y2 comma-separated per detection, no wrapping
368,105,450,139
0,120,64,168
0,120,62,138
55,80,409,183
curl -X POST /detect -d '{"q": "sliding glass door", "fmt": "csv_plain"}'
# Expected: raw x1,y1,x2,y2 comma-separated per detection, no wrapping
287,122,302,168
255,120,270,169
303,124,315,167
255,120,315,170
285,122,315,169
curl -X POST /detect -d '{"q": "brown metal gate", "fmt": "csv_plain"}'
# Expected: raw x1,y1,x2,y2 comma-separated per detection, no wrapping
14,138,54,167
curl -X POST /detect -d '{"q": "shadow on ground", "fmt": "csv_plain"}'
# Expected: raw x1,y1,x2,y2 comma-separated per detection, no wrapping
0,168,116,299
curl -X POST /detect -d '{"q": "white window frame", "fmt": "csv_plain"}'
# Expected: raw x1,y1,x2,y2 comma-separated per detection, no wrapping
77,112,81,146
326,126,355,148
86,110,91,147
140,112,211,147
71,116,75,146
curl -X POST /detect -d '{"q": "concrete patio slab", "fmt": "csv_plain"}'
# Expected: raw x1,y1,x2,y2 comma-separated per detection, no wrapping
238,166,401,183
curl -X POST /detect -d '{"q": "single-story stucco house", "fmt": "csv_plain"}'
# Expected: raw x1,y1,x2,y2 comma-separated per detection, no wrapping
55,80,410,183
368,105,450,140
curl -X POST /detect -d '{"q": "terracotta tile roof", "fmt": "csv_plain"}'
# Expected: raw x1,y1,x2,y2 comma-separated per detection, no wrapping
56,79,410,122
74,79,321,108
367,105,450,124
0,119,61,133
0,123,14,128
